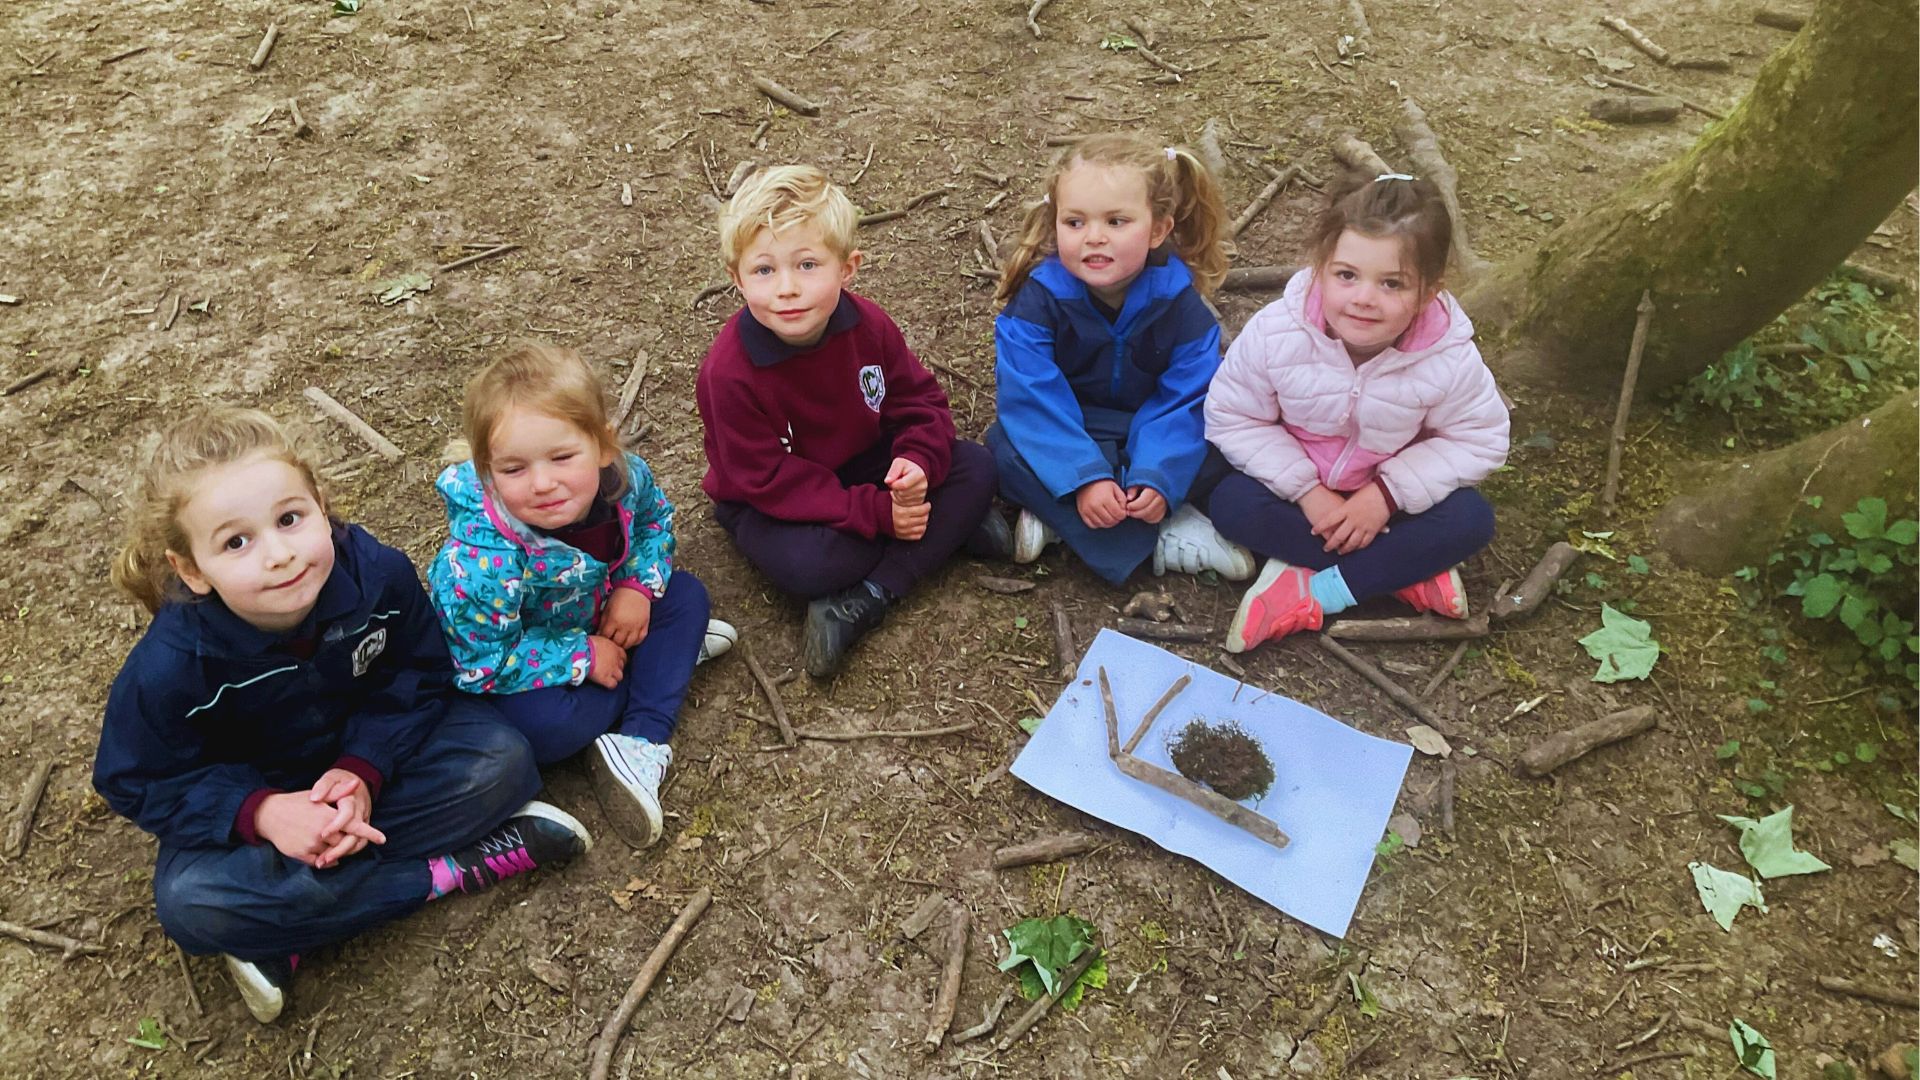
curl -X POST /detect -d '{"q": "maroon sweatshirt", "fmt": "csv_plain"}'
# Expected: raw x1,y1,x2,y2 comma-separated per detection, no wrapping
697,292,957,539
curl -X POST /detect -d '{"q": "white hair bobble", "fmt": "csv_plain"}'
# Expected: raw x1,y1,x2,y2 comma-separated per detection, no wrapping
1374,172,1416,182
1165,147,1178,160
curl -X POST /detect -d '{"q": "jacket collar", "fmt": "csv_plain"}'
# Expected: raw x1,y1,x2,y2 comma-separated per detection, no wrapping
738,293,863,368
1030,250,1189,332
1294,271,1465,369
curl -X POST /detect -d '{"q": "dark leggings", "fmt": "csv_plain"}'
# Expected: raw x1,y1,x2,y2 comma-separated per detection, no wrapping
1207,471,1495,598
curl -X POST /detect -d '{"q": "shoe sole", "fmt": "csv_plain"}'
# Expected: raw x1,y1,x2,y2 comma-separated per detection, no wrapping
587,746,661,850
801,600,838,678
698,620,738,665
1011,512,1048,564
224,956,286,1024
512,799,595,854
1225,559,1293,654
1443,568,1469,618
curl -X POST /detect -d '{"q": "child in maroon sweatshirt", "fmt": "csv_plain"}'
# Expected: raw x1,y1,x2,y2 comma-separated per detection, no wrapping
696,165,1009,677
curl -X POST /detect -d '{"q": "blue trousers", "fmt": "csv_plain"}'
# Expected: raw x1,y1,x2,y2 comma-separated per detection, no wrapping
986,420,1231,585
489,570,710,763
1207,471,1496,598
154,699,541,961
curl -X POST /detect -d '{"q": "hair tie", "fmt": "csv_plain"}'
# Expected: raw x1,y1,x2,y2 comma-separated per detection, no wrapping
1164,147,1177,160
1374,172,1416,183
1041,192,1051,204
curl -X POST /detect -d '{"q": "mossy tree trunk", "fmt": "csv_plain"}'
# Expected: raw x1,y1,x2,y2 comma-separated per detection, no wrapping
1652,391,1918,575
1464,0,1918,398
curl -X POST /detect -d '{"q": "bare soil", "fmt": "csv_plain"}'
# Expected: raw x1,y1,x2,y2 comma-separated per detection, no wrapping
2,0,1915,1077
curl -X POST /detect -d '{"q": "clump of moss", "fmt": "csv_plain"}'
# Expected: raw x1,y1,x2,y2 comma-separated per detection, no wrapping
1169,719,1275,801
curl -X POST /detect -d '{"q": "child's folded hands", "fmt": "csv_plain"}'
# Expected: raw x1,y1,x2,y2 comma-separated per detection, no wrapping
884,457,928,506
598,588,653,649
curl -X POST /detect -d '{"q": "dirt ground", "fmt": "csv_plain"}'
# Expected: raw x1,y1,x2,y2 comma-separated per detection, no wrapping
2,0,1915,1076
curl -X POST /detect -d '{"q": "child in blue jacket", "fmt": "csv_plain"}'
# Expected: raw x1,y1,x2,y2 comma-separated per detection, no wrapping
95,408,590,1025
990,134,1257,585
430,345,735,851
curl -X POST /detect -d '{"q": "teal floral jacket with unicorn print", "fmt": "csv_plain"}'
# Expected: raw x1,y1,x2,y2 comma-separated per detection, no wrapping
428,454,674,694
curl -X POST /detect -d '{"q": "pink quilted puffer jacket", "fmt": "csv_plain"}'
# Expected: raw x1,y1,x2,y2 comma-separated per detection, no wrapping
1205,271,1509,515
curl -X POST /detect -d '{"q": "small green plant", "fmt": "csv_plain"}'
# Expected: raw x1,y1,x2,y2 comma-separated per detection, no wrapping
1767,496,1919,685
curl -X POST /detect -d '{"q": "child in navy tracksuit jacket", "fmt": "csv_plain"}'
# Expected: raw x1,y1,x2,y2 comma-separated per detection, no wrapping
989,133,1254,585
94,408,590,1024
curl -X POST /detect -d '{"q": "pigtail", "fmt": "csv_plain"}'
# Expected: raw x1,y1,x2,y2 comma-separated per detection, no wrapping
993,194,1058,306
1164,148,1233,296
111,534,174,615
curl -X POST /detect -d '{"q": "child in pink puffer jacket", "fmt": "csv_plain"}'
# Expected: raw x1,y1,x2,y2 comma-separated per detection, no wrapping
1205,174,1508,652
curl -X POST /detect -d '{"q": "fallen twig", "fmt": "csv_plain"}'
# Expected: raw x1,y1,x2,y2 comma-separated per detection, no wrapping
1317,636,1452,734
2,363,63,397
742,645,796,748
1100,668,1291,850
587,888,712,1080
992,832,1100,870
1132,42,1191,77
1114,617,1211,642
288,97,311,138
1437,759,1456,834
924,905,969,1049
1753,6,1806,31
749,74,820,117
858,187,947,227
1598,15,1671,65
1330,134,1392,178
976,575,1034,595
1221,265,1299,293
1423,641,1472,698
1601,291,1655,516
436,242,520,274
1397,97,1487,274
1814,975,1915,1008
1492,542,1580,620
690,281,735,309
1025,0,1055,38
900,892,946,940
1052,602,1076,678
1589,96,1683,124
5,760,53,859
611,351,649,433
1598,75,1726,120
1123,673,1192,754
995,947,1102,1051
248,24,279,71
1515,706,1657,778
1838,261,1909,295
304,387,404,460
976,220,999,267
174,940,204,1017
1229,166,1295,238
790,720,975,742
1325,614,1490,642
0,919,104,959
950,986,1015,1044
100,45,150,66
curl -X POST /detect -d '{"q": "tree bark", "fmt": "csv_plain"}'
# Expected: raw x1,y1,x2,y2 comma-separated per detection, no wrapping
1464,0,1919,398
1652,391,1918,574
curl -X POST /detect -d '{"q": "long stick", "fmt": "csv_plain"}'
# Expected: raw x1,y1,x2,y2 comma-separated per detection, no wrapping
1492,542,1580,621
6,760,53,858
1316,636,1452,734
1753,7,1805,31
992,832,1100,870
994,947,1102,1051
1123,674,1192,754
611,351,649,433
742,644,795,748
303,387,404,460
1114,618,1211,642
1599,75,1726,121
1024,0,1054,38
248,24,279,71
1598,15,1670,65
1602,291,1656,516
1326,614,1489,642
436,242,520,274
1330,134,1391,178
1515,706,1657,777
950,986,1015,1044
1814,975,1915,1008
0,919,104,959
1397,98,1487,274
587,888,713,1080
1052,602,1076,679
748,74,820,116
923,905,969,1048
790,721,975,742
1229,166,1295,238
174,940,205,1017
1221,265,1299,293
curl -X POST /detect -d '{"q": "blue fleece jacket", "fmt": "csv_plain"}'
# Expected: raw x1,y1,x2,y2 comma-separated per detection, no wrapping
993,252,1223,506
93,524,452,850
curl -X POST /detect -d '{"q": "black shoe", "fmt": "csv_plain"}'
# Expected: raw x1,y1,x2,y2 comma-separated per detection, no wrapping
224,953,298,1024
966,509,1015,560
434,801,592,896
803,585,891,677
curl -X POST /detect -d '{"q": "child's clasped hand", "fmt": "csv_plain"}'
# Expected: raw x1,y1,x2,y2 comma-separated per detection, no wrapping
256,770,387,869
597,587,653,649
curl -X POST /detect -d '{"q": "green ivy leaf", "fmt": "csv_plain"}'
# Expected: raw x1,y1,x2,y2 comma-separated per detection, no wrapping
1799,574,1844,618
1018,715,1042,735
1626,555,1651,575
1718,806,1832,878
1855,742,1879,763
1013,615,1029,630
1348,972,1382,1019
999,916,1103,1009
1579,603,1659,683
1842,498,1889,540
127,1017,167,1051
1884,519,1918,545
1715,740,1742,760
1730,1019,1777,1079
1691,862,1767,931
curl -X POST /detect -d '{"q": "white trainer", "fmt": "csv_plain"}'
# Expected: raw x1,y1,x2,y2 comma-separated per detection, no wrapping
698,619,737,664
224,954,295,1024
1012,509,1059,564
589,734,671,849
1152,504,1256,580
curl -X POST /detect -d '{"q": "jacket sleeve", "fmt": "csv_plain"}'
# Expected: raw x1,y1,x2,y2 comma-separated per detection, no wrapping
337,542,453,783
696,363,897,539
874,310,957,488
993,299,1114,499
611,454,676,598
93,659,271,849
1204,308,1324,501
430,535,592,694
1375,346,1511,514
1122,295,1222,507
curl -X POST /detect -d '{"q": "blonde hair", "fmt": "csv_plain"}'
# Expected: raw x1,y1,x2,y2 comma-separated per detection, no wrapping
112,407,326,614
718,164,858,270
996,133,1233,304
463,344,627,496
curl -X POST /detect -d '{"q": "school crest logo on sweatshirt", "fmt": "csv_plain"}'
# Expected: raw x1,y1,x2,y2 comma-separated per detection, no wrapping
351,628,388,677
857,364,886,412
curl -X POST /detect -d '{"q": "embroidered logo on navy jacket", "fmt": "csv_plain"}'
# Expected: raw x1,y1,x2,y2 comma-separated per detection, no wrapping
351,628,388,677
